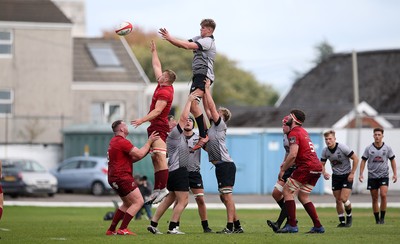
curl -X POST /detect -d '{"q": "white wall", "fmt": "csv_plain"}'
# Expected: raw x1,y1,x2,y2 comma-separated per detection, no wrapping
0,144,63,170
321,128,400,193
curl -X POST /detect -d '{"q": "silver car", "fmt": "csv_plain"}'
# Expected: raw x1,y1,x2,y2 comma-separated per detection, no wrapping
1,158,58,198
51,156,113,196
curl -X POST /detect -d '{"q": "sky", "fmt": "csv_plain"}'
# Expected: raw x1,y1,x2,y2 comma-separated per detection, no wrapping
86,0,400,94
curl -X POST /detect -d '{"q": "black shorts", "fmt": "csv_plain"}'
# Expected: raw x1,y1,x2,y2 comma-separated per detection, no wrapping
282,166,296,182
367,177,389,190
167,167,189,192
332,173,353,191
215,161,236,188
190,74,213,92
189,171,204,189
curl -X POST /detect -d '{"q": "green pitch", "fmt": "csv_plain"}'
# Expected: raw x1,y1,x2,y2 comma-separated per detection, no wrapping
0,206,399,243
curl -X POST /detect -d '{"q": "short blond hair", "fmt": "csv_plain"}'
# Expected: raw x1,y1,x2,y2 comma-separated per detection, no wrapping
323,130,336,138
219,107,231,122
164,69,176,84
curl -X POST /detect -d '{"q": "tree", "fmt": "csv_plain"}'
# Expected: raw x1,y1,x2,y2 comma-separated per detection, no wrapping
103,29,279,106
312,40,335,65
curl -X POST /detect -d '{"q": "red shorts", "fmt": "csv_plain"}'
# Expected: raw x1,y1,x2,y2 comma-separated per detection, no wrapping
108,176,138,198
148,125,168,142
0,185,3,194
291,167,321,187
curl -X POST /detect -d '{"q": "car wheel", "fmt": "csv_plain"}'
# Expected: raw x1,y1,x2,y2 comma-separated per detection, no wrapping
48,193,55,197
10,193,19,198
91,181,105,196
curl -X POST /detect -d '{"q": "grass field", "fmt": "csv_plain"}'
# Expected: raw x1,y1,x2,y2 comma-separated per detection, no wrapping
0,206,399,243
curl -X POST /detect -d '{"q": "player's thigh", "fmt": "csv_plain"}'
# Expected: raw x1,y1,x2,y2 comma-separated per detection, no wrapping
152,138,166,150
340,188,352,201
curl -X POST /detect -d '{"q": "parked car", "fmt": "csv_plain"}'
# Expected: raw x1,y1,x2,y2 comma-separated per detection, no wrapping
0,158,58,198
51,156,113,196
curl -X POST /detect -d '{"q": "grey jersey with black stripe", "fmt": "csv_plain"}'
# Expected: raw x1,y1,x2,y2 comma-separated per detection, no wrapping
362,142,395,179
321,142,354,175
206,117,233,162
187,133,201,172
190,35,216,81
167,124,190,172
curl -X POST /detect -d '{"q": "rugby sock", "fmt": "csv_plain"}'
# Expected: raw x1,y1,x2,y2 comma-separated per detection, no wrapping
374,212,380,223
155,169,168,189
119,212,133,230
0,207,2,220
284,200,297,227
380,210,386,220
176,221,180,228
276,198,287,226
303,202,322,228
169,221,178,231
202,220,209,230
234,220,242,229
150,221,159,227
345,208,352,215
195,114,207,138
109,209,125,231
226,222,234,231
338,214,345,224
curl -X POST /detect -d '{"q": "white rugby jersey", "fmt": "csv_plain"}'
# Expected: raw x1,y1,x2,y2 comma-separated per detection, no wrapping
206,117,233,163
321,142,354,175
362,142,395,179
167,124,190,172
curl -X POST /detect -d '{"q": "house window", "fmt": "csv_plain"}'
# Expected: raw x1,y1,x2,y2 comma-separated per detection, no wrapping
0,30,13,57
91,101,124,124
0,89,13,116
87,43,121,67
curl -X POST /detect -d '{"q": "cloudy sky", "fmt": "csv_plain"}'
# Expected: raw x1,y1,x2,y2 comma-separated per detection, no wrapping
86,0,400,94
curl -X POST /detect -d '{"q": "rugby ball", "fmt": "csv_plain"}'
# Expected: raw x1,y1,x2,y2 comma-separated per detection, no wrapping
115,21,133,36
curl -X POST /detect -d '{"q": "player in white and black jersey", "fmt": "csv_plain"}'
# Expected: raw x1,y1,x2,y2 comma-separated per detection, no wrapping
266,115,297,232
321,130,359,227
359,127,397,224
172,116,212,233
203,78,243,234
147,92,198,235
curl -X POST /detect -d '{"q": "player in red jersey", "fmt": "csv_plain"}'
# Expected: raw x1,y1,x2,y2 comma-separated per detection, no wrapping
0,159,3,220
131,41,176,204
106,120,160,236
277,109,325,234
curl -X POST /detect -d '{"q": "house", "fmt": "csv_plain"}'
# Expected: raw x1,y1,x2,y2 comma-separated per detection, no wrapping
0,0,151,144
228,49,400,128
0,0,73,144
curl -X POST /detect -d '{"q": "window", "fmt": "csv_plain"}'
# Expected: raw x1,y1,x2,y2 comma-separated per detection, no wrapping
0,89,13,116
79,161,96,169
87,43,121,67
91,101,124,124
0,30,13,57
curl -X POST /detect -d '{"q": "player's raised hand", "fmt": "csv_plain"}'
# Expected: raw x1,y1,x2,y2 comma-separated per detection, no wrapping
158,28,170,40
131,118,144,128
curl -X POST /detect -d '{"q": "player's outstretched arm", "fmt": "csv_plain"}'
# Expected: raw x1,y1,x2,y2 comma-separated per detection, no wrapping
158,28,198,50
131,100,168,128
204,78,219,122
150,40,162,81
178,92,199,129
129,131,160,162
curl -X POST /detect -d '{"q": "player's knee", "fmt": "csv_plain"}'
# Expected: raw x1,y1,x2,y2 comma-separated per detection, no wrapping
218,188,232,194
274,183,284,193
344,200,351,207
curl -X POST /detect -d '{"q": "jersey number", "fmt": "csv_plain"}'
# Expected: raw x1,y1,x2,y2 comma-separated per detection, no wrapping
309,142,316,153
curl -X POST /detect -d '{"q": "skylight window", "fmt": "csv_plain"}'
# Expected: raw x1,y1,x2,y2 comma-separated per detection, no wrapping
87,43,121,67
